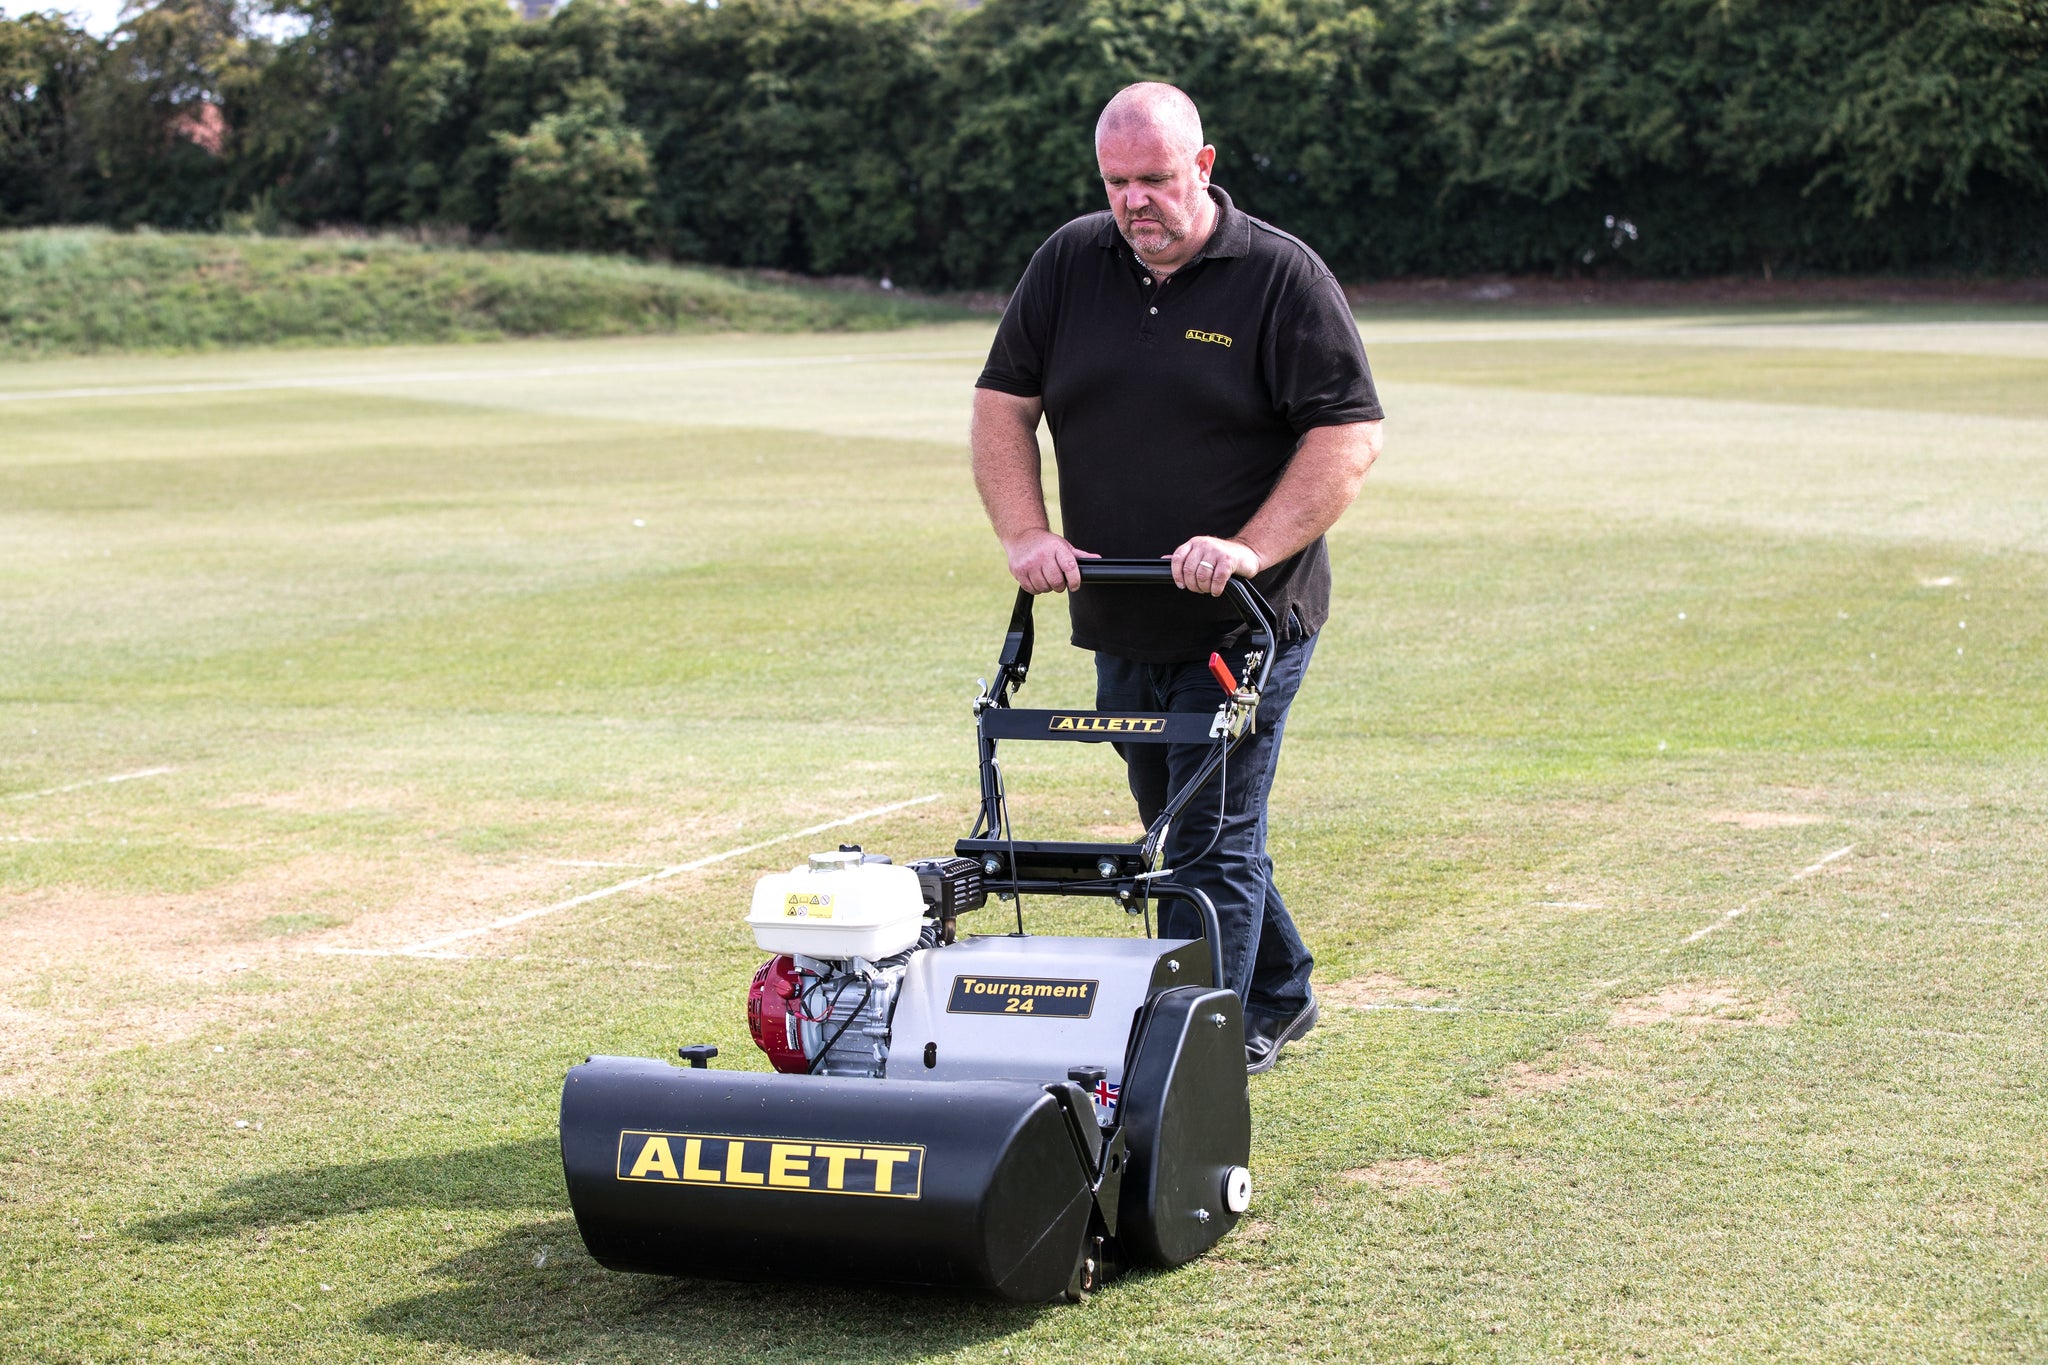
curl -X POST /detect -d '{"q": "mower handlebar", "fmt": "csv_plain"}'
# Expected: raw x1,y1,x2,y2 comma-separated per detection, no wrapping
996,559,1279,686
1072,561,1277,646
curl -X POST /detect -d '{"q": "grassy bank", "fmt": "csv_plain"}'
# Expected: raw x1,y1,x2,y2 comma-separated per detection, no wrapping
0,230,964,358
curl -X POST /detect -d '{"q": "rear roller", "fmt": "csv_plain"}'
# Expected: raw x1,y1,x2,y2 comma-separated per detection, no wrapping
561,1058,1108,1302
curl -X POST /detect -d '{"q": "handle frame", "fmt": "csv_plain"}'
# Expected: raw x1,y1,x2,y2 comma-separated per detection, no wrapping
959,561,1283,984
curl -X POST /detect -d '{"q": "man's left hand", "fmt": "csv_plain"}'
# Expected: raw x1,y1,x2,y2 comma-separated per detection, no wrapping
1169,536,1262,597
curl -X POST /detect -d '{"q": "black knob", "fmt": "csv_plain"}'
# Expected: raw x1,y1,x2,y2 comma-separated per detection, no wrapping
1068,1065,1107,1090
678,1045,719,1070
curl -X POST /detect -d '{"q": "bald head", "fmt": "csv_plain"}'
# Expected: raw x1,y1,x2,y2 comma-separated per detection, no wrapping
1095,82,1205,157
1093,82,1218,274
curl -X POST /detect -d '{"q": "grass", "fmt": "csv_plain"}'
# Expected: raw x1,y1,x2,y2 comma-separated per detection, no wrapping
1,303,2046,1361
0,230,965,358
1369,338,2048,419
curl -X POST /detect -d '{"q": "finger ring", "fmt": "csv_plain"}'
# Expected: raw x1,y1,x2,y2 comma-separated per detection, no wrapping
1199,561,1214,570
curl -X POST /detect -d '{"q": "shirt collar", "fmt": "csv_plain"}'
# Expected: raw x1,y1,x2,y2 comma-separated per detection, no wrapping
1096,185,1249,263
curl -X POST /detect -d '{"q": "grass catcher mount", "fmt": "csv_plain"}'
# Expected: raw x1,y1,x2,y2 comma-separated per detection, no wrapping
560,560,1279,1301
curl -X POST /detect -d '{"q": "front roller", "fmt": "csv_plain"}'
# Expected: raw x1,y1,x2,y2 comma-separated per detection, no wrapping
561,1058,1102,1302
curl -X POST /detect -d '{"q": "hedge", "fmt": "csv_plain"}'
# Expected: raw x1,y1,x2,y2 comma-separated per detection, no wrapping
4,0,2044,286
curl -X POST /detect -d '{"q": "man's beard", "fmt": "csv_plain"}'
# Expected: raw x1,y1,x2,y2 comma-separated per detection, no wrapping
1122,213,1185,258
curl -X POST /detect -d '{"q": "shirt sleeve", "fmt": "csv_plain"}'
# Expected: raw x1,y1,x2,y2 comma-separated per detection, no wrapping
975,237,1059,398
1265,266,1384,433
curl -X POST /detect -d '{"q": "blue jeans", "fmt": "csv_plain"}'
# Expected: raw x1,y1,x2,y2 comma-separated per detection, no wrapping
1095,631,1317,1023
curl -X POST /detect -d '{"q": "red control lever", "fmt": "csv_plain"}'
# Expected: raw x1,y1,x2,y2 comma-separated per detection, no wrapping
1207,652,1240,696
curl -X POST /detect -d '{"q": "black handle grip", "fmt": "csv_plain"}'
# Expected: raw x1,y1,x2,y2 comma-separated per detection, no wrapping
1072,558,1178,585
1072,562,1276,647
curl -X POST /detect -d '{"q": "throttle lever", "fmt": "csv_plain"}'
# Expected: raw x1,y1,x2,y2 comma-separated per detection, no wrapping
1207,652,1240,697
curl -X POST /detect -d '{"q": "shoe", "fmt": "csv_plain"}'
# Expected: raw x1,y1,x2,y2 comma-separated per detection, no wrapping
1244,991,1318,1075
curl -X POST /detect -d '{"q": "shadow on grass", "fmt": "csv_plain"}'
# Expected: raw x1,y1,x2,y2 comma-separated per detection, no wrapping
130,1139,1049,1360
129,1137,564,1242
366,1217,1052,1363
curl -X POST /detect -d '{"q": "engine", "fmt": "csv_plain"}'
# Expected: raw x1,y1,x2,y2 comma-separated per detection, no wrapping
745,850,982,1076
747,932,926,1076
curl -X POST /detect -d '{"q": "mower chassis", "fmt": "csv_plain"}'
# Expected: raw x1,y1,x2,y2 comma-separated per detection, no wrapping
560,561,1278,1300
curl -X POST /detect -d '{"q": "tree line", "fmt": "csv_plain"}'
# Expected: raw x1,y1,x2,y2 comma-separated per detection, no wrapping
4,0,2044,287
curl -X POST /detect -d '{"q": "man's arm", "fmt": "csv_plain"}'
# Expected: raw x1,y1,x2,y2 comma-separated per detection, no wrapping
1170,419,1383,596
971,387,1096,593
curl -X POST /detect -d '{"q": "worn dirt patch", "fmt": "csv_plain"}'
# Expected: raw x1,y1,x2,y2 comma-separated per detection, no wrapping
0,851,604,1095
1343,1157,1460,1192
1705,811,1825,829
209,782,423,816
1082,821,1147,841
1609,985,1797,1028
0,794,906,1095
0,851,582,983
0,990,277,1100
1494,1047,1614,1102
1323,973,1453,1009
1462,1040,1613,1113
303,855,600,952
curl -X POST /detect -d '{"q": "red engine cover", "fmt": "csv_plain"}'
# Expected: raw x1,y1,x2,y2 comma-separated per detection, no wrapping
747,954,810,1074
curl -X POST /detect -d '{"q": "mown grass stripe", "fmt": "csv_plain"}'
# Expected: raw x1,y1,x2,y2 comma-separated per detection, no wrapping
0,350,985,405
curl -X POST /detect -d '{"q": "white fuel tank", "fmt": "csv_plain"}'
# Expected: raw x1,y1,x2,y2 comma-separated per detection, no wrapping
746,852,927,960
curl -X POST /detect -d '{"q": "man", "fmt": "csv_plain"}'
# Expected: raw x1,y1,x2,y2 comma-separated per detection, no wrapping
971,82,1384,1074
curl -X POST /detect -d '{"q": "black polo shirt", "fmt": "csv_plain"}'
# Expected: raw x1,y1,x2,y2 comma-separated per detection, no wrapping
977,185,1383,662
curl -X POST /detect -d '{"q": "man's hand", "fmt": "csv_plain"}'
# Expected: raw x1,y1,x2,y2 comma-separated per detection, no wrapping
1169,536,1261,597
1005,527,1096,594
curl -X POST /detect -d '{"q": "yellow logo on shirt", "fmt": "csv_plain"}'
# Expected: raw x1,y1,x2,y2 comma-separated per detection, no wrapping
1185,329,1232,347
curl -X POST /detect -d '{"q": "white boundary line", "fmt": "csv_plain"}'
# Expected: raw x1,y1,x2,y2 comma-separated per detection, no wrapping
5,766,177,801
0,351,984,405
1680,844,1855,945
310,793,941,960
546,859,667,870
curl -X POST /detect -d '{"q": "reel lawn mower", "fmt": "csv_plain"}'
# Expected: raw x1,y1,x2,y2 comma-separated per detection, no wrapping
560,560,1279,1301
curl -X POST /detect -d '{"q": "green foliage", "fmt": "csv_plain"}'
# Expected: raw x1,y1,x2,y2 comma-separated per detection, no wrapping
1813,0,2048,213
0,12,103,224
3,0,2045,281
227,0,530,228
0,228,964,357
928,0,1245,287
495,79,654,251
1390,0,2048,274
86,0,246,227
613,0,947,275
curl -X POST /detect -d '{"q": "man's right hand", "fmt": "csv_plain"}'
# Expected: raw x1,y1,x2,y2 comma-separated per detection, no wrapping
1004,527,1096,594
